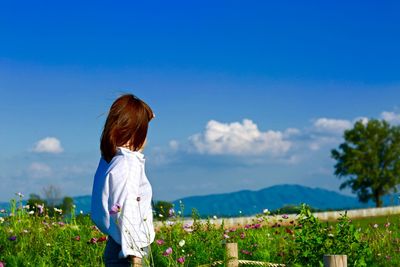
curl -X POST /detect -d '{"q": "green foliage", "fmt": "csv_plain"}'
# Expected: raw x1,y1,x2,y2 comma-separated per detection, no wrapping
331,119,400,207
271,204,320,215
61,196,74,216
0,197,398,266
154,200,173,221
291,204,372,267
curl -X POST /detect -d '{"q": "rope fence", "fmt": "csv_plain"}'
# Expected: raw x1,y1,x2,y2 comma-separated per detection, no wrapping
197,242,346,267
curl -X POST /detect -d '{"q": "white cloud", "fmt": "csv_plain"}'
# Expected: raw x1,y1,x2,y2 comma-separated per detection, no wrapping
308,136,340,151
381,111,400,125
169,140,179,150
283,128,301,137
28,162,52,178
353,116,369,125
189,119,291,156
313,118,353,135
32,137,63,153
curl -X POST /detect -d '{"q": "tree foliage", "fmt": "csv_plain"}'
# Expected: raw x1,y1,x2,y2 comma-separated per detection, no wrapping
153,200,173,220
331,119,400,207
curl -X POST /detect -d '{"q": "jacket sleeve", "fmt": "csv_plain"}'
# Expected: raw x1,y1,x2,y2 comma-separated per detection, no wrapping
109,158,145,258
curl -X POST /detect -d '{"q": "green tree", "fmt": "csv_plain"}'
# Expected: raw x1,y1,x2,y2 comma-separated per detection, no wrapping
61,196,74,216
154,200,173,220
331,119,400,207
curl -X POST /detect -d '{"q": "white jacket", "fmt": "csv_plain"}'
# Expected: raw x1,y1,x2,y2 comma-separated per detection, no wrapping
91,147,155,258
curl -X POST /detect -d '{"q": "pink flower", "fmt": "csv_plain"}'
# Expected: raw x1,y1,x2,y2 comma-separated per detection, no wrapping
73,236,81,241
177,256,185,264
183,223,193,232
385,222,391,228
156,239,165,245
109,203,121,215
0,261,4,267
98,236,107,242
240,232,246,239
241,249,252,255
37,204,44,214
89,237,98,244
163,247,173,256
168,208,175,217
223,234,230,239
282,214,289,219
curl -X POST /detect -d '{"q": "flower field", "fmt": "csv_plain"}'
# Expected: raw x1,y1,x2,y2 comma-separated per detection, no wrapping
0,196,399,267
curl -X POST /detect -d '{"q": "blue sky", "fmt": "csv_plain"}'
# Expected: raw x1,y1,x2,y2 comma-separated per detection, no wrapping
1,1,400,202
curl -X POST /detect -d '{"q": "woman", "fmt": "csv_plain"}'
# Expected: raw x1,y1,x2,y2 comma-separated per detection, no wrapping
91,94,155,267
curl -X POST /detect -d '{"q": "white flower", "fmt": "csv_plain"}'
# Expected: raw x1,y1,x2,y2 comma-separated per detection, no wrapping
328,233,334,237
159,214,164,218
263,209,269,214
28,210,35,215
213,215,218,220
46,243,51,247
0,217,4,223
179,240,185,247
24,205,30,209
80,210,83,214
54,207,63,214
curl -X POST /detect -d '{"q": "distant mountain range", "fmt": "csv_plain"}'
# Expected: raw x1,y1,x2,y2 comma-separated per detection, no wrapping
1,184,398,216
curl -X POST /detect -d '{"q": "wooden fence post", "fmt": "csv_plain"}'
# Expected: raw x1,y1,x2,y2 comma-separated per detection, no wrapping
226,242,239,267
323,255,347,267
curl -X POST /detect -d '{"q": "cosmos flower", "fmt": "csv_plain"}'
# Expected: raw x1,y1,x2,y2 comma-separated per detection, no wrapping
183,223,193,232
98,236,107,242
177,256,185,264
109,203,121,215
282,214,289,219
156,239,165,245
54,207,62,214
37,204,44,214
178,240,185,247
168,208,175,217
163,247,173,256
241,249,252,255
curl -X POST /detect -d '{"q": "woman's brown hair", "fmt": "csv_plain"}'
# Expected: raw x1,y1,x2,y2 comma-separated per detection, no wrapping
100,94,154,163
